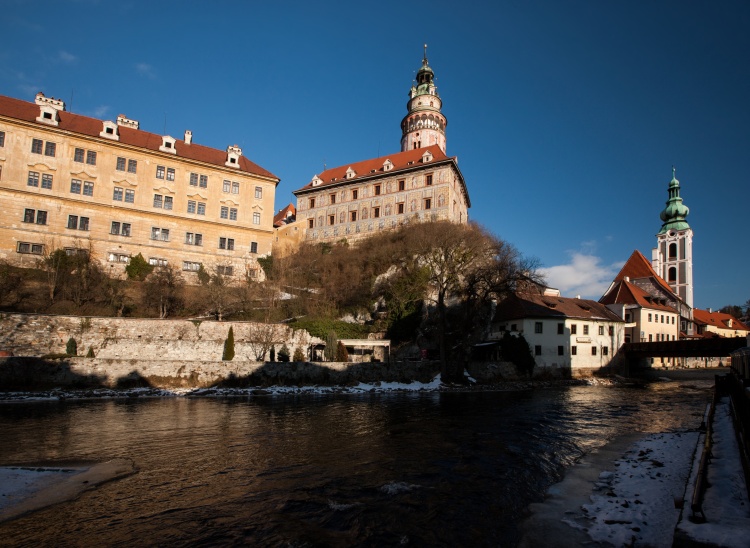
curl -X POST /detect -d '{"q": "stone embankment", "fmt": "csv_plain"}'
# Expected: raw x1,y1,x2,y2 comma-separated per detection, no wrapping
0,313,446,389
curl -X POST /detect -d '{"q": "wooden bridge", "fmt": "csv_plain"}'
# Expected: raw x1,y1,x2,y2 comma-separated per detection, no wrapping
622,337,747,359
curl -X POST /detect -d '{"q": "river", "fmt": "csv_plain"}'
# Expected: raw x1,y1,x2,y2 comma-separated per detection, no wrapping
0,381,711,546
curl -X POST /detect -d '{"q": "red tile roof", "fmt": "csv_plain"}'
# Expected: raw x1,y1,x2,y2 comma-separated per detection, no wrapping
0,94,279,180
599,279,678,313
273,203,296,227
693,309,750,332
613,250,675,296
494,292,624,323
293,144,465,196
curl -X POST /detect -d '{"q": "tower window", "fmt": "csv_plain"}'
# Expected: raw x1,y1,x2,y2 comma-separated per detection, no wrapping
668,267,677,282
669,243,677,259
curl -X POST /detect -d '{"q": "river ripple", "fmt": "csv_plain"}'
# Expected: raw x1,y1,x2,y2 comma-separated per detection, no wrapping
0,381,711,547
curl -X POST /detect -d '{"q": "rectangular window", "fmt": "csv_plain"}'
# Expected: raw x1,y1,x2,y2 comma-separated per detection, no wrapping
648,313,652,322
40,174,52,189
583,325,589,335
75,148,85,162
67,215,78,229
156,165,165,179
571,324,577,335
0,130,5,147
217,265,233,276
535,345,542,356
374,207,380,218
592,347,597,356
329,193,336,204
44,142,56,157
17,242,44,255
571,346,577,355
649,334,653,342
116,157,126,171
125,189,135,203
187,200,196,214
426,174,433,186
558,346,564,356
232,182,239,194
197,203,206,215
219,237,235,250
164,196,173,210
309,198,315,209
111,221,120,235
70,179,82,194
250,241,258,254
23,209,35,223
602,346,609,356
557,323,564,335
122,223,131,237
27,171,39,187
108,253,130,263
223,180,231,193
86,150,97,165
398,179,405,191
229,208,238,221
598,326,604,336
83,181,94,196
128,159,137,173
535,322,543,334
308,219,314,229
148,258,167,267
189,173,198,186
350,211,357,222
220,206,229,219
31,139,43,154
397,203,404,214
253,212,260,225
374,184,381,196
153,194,163,208
151,227,169,241
36,210,46,224
185,232,203,245
609,326,614,336
661,315,665,323
166,167,175,181
255,186,263,199
352,189,358,200
329,215,335,225
424,198,432,210
672,317,675,325
183,261,201,272
199,174,207,188
79,217,89,231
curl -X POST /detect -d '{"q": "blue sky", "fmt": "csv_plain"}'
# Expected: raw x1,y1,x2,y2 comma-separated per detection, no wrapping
1,0,748,310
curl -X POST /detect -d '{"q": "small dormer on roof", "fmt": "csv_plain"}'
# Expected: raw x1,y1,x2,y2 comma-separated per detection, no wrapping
345,167,356,179
311,175,323,187
421,149,433,163
383,159,394,172
160,135,177,154
100,120,119,140
117,114,139,129
35,92,64,126
226,145,242,168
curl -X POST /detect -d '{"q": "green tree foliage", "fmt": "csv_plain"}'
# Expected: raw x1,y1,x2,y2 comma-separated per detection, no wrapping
86,346,95,358
290,318,370,340
269,346,276,362
196,263,211,285
324,331,338,360
499,331,535,377
66,337,78,356
125,253,153,281
257,256,274,280
293,346,306,362
278,343,290,362
222,326,235,361
336,341,349,362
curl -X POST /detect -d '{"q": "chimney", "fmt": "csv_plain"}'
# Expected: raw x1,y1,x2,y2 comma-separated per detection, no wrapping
117,114,139,130
708,308,712,313
624,276,630,282
184,130,192,145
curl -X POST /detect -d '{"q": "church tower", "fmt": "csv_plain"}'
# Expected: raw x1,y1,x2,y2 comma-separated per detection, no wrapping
401,45,447,153
652,168,693,309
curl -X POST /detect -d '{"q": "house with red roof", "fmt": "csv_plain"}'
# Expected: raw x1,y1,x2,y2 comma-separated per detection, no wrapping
292,51,470,244
0,92,279,280
693,309,750,339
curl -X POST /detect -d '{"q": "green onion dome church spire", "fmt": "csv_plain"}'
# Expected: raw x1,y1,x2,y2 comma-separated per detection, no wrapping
658,166,690,234
401,44,448,153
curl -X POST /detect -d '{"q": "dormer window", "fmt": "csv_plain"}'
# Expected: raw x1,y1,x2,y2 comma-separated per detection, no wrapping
311,175,323,187
345,167,356,179
100,121,119,140
160,135,177,154
383,159,393,172
225,145,242,168
36,105,60,126
421,150,433,163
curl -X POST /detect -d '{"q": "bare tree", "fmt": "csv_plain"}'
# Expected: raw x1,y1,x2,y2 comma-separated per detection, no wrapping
247,322,285,361
143,266,184,318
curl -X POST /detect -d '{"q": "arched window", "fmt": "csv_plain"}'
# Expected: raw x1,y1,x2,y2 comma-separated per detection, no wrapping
669,243,677,259
668,267,677,282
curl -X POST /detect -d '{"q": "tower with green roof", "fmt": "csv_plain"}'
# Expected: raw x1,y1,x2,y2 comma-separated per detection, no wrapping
651,167,694,316
400,45,447,153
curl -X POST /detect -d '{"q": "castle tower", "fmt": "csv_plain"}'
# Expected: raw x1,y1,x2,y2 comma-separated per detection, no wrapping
400,45,447,153
652,167,693,309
